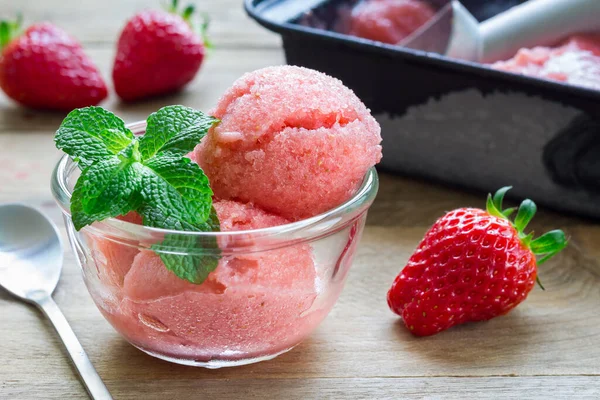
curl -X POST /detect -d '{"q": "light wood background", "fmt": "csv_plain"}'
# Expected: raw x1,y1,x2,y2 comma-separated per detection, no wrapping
1,0,599,399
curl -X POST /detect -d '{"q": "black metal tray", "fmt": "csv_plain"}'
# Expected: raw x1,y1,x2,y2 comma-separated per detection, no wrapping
245,0,600,219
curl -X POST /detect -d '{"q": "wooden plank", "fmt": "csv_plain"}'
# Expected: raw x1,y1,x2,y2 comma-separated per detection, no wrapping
3,375,600,399
2,129,600,393
0,0,281,48
1,0,600,398
1,197,599,383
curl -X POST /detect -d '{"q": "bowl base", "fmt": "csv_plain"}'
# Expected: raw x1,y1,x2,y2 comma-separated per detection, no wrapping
132,344,297,368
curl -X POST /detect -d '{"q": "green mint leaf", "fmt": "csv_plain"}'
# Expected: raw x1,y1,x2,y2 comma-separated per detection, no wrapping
70,193,102,232
138,156,219,285
138,155,213,230
152,208,221,284
55,105,222,286
138,105,219,160
155,234,220,284
200,206,221,231
70,157,143,230
55,107,134,169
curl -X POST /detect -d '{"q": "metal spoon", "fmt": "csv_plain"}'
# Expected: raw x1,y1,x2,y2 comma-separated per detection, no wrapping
0,203,112,400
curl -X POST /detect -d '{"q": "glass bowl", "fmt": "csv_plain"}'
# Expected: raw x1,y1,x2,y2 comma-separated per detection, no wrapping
51,121,379,368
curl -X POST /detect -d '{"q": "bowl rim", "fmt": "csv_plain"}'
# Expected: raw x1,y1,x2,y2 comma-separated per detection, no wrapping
51,120,379,241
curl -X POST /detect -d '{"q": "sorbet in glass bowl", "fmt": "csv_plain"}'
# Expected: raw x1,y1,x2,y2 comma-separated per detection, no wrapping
52,66,382,367
52,148,378,367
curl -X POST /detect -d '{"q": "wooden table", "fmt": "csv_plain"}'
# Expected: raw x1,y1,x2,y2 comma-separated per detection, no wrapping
1,1,599,398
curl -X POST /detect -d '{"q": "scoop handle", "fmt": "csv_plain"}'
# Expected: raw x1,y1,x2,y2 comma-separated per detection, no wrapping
37,296,113,400
480,0,600,63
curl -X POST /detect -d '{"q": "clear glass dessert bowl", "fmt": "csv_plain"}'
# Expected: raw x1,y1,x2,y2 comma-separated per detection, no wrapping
51,121,379,368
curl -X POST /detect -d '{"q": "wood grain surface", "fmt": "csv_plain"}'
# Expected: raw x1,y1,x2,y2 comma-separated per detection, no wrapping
0,1,599,399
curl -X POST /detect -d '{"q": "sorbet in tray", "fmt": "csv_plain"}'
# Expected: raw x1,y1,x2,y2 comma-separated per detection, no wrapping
299,0,435,46
52,66,382,367
491,34,600,91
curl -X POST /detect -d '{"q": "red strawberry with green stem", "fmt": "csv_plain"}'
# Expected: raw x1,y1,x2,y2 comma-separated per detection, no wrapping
0,17,107,110
112,0,210,102
387,187,567,336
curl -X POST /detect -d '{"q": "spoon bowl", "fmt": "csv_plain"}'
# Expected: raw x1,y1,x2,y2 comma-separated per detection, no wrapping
0,204,62,302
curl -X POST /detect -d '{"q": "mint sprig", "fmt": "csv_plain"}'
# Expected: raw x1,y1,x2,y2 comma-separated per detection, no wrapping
55,105,221,284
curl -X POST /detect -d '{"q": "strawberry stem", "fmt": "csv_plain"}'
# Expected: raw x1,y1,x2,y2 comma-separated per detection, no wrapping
0,14,22,51
536,276,546,291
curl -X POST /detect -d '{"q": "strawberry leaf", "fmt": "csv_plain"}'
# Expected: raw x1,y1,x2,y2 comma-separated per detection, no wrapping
0,15,22,50
514,199,537,234
502,207,516,218
492,186,512,213
182,5,195,20
485,193,505,219
530,229,568,265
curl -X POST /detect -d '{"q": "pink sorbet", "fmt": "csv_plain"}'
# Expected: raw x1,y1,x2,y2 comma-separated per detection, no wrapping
491,34,600,91
86,211,144,290
347,0,436,44
86,200,336,361
192,65,382,221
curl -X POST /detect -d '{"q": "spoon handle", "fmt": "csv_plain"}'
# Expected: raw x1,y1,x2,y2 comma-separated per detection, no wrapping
480,0,600,63
36,296,113,400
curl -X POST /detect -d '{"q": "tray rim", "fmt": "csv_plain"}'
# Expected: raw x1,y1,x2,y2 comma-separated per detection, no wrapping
244,0,600,103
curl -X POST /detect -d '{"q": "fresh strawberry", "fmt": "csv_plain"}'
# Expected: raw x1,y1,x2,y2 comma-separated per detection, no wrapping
0,17,107,110
387,187,567,336
112,0,209,102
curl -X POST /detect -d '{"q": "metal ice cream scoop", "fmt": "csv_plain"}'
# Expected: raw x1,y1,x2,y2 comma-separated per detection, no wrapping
402,0,600,62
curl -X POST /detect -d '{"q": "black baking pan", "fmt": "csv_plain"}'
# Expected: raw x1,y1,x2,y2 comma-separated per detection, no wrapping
245,0,600,219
